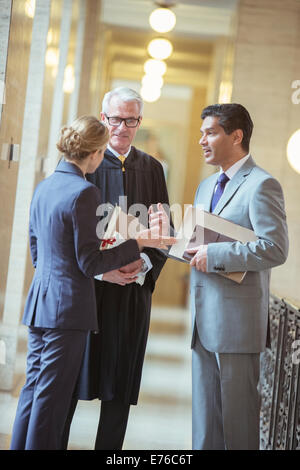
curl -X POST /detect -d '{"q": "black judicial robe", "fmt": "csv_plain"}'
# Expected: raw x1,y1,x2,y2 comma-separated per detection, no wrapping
76,147,169,404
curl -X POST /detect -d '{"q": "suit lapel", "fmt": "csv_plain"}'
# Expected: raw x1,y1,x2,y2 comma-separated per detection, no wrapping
213,155,256,215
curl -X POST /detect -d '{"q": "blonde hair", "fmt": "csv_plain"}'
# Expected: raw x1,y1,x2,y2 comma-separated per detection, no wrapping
56,115,109,161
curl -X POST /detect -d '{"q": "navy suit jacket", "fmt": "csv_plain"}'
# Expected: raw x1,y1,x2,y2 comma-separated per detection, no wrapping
22,160,140,331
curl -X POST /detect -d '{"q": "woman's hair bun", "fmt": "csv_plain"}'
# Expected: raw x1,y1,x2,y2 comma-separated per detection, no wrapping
56,116,109,162
56,127,83,158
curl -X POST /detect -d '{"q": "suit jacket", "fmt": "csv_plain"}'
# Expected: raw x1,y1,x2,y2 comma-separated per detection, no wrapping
190,156,289,353
22,160,140,331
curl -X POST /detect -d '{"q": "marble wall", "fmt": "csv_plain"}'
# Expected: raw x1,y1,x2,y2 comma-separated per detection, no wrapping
0,0,34,322
0,0,104,390
0,0,12,123
231,0,300,305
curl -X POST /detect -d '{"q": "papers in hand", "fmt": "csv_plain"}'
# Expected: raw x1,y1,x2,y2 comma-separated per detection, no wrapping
169,205,257,284
99,206,148,285
99,206,147,251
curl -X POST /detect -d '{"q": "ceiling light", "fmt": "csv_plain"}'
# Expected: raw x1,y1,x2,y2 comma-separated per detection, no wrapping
142,74,164,89
144,59,167,77
287,129,300,174
149,7,176,33
140,86,161,103
147,38,173,60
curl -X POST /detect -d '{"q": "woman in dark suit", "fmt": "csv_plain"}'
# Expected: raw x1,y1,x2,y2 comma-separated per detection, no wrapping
10,116,174,450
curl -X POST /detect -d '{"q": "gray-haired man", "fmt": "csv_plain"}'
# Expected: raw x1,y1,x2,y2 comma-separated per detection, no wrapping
62,88,170,450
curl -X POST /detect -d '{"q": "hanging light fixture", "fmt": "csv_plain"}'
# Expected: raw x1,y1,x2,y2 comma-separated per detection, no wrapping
142,74,164,90
144,58,167,77
140,86,161,103
142,1,176,103
149,7,176,33
147,38,173,60
287,129,300,174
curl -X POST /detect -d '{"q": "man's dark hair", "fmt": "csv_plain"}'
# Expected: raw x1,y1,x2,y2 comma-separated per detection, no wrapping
201,103,253,152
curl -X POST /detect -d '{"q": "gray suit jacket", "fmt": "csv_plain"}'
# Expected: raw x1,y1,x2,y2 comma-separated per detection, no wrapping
190,156,288,353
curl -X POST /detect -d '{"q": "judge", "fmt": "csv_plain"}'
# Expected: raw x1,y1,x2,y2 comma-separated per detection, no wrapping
62,88,170,450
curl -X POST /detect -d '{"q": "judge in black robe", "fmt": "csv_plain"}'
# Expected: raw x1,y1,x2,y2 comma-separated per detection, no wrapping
62,145,170,449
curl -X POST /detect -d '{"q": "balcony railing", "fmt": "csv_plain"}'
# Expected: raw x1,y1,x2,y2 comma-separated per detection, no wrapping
260,295,300,450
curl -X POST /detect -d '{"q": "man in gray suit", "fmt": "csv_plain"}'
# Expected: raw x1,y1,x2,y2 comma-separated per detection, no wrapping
187,103,289,450
151,103,288,450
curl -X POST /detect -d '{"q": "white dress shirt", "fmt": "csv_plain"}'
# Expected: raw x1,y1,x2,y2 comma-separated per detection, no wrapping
220,153,250,190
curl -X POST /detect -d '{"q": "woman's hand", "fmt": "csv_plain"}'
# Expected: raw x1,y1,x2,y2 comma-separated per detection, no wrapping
102,260,143,286
102,268,139,286
136,225,176,250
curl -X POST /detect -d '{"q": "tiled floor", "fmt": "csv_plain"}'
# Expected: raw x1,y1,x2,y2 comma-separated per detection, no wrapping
0,306,192,450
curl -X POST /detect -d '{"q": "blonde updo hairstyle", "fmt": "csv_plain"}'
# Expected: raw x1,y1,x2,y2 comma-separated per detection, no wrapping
56,115,109,161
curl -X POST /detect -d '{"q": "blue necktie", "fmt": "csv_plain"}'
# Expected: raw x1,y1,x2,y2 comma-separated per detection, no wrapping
210,173,229,212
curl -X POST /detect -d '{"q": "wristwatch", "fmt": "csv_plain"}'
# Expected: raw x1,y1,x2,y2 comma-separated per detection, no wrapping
140,258,148,274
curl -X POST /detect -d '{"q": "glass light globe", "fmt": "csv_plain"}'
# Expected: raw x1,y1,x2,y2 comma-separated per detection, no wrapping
287,129,300,174
147,38,173,61
140,86,161,103
142,74,164,89
144,59,167,77
149,7,176,33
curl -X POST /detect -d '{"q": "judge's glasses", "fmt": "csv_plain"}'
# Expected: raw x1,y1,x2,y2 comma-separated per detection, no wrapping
105,115,141,128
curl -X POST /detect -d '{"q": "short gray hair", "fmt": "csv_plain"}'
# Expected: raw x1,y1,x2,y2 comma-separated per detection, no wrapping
102,87,144,116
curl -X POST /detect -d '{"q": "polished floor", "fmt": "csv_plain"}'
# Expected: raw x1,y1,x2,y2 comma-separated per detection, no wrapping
0,306,192,450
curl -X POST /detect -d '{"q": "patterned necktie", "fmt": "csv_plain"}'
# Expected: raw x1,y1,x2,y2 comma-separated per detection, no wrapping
210,172,229,212
118,155,126,172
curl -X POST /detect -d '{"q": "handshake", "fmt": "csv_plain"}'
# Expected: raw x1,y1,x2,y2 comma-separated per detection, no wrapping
99,203,177,286
148,203,208,273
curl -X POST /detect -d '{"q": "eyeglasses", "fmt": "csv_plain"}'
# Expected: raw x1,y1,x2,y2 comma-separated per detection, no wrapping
105,115,141,128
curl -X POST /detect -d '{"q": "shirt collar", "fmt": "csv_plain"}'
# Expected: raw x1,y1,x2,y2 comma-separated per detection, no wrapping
221,153,250,180
107,144,131,159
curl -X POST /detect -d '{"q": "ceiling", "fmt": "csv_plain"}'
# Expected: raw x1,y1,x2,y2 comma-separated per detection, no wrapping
100,0,238,39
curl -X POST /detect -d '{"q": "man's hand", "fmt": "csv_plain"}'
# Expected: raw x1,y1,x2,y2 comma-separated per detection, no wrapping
148,202,170,236
136,225,176,250
102,260,143,286
185,245,208,272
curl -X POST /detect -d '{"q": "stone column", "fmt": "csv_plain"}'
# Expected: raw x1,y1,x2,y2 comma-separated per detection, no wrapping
67,0,86,124
0,0,51,391
77,0,103,117
231,0,300,303
0,0,12,124
45,0,73,177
